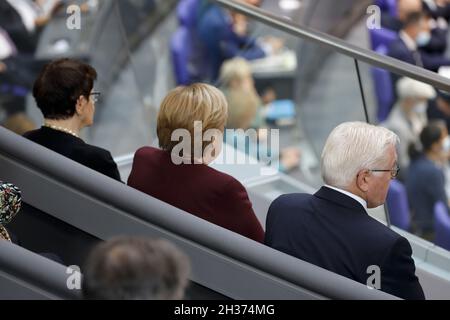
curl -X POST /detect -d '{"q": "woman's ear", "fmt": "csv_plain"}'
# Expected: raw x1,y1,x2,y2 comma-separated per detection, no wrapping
75,95,86,115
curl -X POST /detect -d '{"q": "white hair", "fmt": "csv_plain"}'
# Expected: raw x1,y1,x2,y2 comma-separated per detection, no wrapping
321,122,399,189
396,77,436,100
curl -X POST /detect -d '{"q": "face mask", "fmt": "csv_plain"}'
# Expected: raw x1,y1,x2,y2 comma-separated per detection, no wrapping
413,101,427,114
416,31,431,47
442,136,450,153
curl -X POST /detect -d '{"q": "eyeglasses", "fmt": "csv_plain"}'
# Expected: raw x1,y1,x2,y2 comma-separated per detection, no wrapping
370,163,400,179
89,91,101,103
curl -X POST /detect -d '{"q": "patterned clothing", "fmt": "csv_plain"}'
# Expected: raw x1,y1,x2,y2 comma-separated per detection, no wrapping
0,182,22,242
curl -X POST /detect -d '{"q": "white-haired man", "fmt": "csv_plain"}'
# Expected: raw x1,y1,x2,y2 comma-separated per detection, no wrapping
265,122,425,300
382,77,436,174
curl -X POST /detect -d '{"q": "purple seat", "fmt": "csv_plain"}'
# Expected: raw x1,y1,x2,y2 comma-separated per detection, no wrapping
371,46,394,122
375,0,398,16
434,202,450,250
369,28,398,51
0,84,28,97
177,0,200,29
171,0,206,84
386,180,411,231
170,27,193,85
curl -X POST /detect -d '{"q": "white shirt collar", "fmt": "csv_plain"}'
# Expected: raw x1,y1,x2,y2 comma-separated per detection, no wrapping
399,30,417,51
0,29,16,60
324,185,368,211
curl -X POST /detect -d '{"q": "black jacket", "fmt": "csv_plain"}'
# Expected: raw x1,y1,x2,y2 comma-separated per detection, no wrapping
24,127,121,182
388,37,450,72
265,186,425,300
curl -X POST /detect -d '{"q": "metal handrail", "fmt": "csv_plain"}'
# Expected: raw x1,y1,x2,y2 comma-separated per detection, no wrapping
214,0,450,91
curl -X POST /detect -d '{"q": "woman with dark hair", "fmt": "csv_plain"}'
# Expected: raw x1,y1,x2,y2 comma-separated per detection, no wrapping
406,122,450,240
23,58,121,181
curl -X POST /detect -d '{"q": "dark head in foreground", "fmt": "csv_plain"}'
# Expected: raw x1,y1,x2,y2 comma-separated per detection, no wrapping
82,237,191,300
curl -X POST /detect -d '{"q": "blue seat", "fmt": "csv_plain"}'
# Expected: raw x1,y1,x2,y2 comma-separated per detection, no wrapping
371,46,394,122
177,0,200,29
434,202,450,250
171,0,205,85
170,26,193,85
375,0,398,16
369,28,398,51
386,180,411,231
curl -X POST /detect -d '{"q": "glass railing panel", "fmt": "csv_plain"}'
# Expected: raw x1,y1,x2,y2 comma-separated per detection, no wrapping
360,57,450,251
205,1,382,214
0,0,177,158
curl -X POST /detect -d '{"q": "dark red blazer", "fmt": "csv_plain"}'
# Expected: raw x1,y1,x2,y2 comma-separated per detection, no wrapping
127,147,264,243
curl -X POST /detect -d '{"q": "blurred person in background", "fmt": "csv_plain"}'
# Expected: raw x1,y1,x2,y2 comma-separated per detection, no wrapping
219,58,300,172
83,237,190,300
381,0,423,31
381,77,436,177
420,4,448,55
0,0,92,54
196,0,284,81
423,0,450,22
427,89,450,131
388,11,450,74
2,112,36,135
406,122,450,240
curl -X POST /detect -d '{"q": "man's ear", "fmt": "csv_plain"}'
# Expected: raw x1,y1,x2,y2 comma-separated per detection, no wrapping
356,170,370,193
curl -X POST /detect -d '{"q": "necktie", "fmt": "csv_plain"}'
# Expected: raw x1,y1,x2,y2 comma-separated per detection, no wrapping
412,50,424,68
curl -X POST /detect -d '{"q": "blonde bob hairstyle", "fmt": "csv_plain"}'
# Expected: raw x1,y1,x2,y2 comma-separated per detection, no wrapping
157,83,228,154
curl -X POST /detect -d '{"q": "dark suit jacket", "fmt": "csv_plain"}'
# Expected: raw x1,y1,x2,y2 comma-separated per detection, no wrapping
265,186,425,300
388,37,450,72
23,127,121,181
127,146,264,243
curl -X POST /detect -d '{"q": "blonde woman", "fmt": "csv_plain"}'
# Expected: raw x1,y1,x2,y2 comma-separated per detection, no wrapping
219,58,301,172
128,83,264,243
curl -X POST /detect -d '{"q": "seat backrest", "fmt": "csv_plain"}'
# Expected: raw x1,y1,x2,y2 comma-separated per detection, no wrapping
375,0,398,16
177,0,200,29
170,27,193,85
0,240,81,300
371,46,394,122
369,28,398,51
386,180,411,231
434,202,450,250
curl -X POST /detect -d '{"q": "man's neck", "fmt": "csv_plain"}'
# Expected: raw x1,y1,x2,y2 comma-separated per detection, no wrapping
400,30,418,51
324,185,368,210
